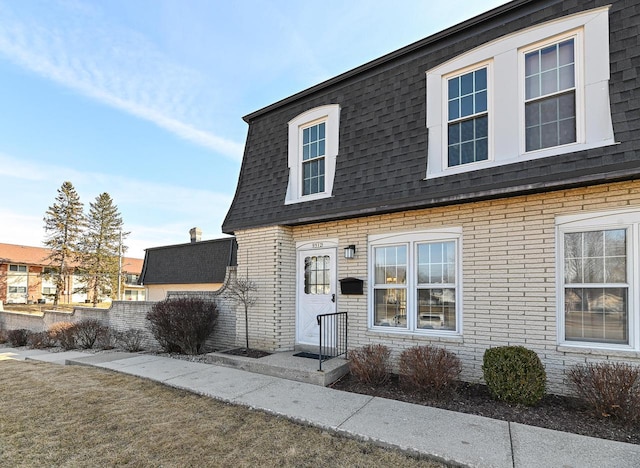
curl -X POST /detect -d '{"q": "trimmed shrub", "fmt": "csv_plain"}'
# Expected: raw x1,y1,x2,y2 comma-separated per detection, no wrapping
73,319,108,349
399,345,461,396
49,322,77,350
146,298,218,354
7,329,30,347
568,362,640,426
482,346,546,406
27,331,57,349
115,328,146,352
348,344,392,385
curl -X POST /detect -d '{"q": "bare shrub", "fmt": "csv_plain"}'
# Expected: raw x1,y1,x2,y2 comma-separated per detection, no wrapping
115,329,146,352
48,322,77,350
73,319,107,349
96,327,117,350
399,345,461,397
27,331,57,349
146,298,218,354
7,329,30,347
0,326,7,344
348,344,392,385
568,362,640,426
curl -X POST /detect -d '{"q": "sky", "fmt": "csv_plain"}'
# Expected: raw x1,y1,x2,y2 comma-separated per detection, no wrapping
0,0,508,259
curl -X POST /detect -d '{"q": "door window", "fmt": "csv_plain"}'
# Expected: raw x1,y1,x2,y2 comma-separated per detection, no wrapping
304,255,331,294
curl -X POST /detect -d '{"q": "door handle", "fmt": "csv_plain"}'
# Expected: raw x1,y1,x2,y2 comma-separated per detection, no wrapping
331,294,336,303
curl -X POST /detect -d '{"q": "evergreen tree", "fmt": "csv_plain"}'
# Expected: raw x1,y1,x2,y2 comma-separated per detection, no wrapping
79,192,129,306
43,181,84,307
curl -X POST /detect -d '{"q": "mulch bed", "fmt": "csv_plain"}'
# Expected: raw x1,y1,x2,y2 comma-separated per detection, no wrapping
221,347,272,359
329,373,640,445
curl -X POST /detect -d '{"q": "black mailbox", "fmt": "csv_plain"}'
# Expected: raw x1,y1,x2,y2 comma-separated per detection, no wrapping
340,277,364,295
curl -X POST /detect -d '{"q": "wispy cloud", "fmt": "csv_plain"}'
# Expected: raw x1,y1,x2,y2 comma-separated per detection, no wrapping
0,153,232,257
0,1,244,161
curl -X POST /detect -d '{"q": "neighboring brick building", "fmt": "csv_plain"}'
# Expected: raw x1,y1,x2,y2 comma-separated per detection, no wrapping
222,0,640,393
0,243,144,304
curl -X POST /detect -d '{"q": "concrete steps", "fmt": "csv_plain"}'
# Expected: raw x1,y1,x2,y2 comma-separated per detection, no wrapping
206,350,349,386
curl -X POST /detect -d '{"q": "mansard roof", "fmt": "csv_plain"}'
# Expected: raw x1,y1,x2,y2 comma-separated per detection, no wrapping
138,237,237,285
223,0,640,234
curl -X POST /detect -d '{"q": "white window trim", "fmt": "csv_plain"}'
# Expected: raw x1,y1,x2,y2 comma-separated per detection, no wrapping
442,61,493,170
285,104,340,204
426,6,613,179
368,228,463,336
519,29,583,156
556,207,640,352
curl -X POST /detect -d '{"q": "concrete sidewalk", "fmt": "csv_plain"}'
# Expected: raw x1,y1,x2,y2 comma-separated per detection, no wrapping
2,346,639,468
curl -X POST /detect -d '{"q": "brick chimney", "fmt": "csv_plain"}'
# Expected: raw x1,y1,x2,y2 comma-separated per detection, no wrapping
189,227,202,243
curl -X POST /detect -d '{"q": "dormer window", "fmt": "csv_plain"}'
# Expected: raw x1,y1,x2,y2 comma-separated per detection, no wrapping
426,6,614,179
285,104,340,204
524,37,576,152
302,121,326,195
447,66,489,167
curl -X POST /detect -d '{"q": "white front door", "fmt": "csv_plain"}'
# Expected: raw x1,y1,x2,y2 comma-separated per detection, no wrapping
296,247,337,346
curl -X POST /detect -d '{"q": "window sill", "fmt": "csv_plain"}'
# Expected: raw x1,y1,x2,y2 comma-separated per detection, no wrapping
557,344,640,359
425,139,617,180
369,326,463,343
284,192,332,205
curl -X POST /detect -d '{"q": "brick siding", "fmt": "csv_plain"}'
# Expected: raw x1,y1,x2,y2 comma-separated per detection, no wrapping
234,180,640,394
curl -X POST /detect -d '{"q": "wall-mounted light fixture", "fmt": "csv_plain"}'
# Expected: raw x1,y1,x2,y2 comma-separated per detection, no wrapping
344,244,356,259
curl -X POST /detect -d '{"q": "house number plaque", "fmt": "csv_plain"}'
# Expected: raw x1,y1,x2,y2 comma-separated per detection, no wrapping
312,242,323,248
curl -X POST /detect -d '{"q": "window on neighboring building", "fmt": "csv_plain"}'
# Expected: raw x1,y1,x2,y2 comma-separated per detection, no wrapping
557,209,640,350
125,274,139,285
425,6,613,179
370,229,461,334
9,264,27,272
42,287,56,295
524,38,576,152
8,286,27,294
124,290,145,301
285,105,340,204
447,66,489,167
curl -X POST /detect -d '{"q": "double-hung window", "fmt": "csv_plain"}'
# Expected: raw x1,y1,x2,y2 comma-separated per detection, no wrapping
370,229,461,334
286,105,340,204
447,67,488,167
426,6,613,178
557,209,640,351
524,37,576,152
9,264,27,272
302,122,326,195
373,245,408,327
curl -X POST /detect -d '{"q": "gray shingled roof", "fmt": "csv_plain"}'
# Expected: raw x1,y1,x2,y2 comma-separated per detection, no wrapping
139,237,237,285
222,0,640,234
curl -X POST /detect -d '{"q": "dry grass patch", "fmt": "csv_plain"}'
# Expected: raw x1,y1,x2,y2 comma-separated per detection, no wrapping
2,302,111,315
0,360,444,467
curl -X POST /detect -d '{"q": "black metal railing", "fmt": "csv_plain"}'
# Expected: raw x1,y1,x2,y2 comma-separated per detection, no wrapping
317,311,348,371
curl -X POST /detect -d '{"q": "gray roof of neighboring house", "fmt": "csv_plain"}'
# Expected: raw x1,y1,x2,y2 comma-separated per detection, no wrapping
138,237,237,285
222,0,640,234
